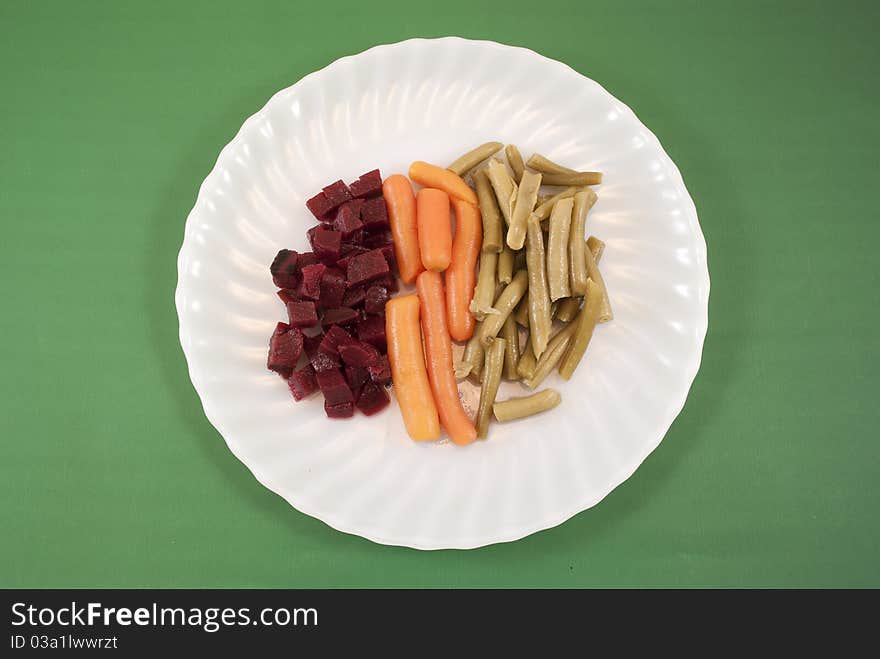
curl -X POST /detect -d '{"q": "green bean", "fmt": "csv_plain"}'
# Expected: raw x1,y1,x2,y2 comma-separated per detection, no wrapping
469,250,498,320
540,172,603,186
480,269,528,346
558,279,602,380
486,158,517,226
513,292,530,327
497,242,515,285
458,325,485,382
514,249,527,272
584,239,613,322
525,216,552,358
506,171,542,250
447,141,504,176
474,169,503,253
547,196,574,301
525,153,579,175
550,299,560,320
555,296,582,322
524,324,575,389
476,338,506,437
500,315,521,380
569,190,598,295
516,337,538,380
533,187,581,221
493,389,562,422
505,144,525,183
587,235,605,263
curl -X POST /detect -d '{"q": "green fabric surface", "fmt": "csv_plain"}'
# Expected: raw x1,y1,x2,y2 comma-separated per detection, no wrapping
2,0,878,588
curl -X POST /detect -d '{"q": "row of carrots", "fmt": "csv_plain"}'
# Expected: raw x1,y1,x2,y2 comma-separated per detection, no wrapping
383,162,483,445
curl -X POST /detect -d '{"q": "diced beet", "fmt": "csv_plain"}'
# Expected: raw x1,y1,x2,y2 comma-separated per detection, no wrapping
378,243,396,270
337,244,370,271
288,363,318,401
341,285,366,309
316,368,354,407
332,202,364,239
303,333,323,359
322,307,359,326
361,197,389,231
346,249,389,287
287,300,319,328
318,268,346,310
356,381,390,416
344,365,370,400
345,230,364,246
306,192,335,221
362,231,393,249
324,400,354,418
372,273,399,293
310,350,339,372
318,325,353,357
310,226,342,263
267,322,304,378
299,263,326,300
338,340,380,367
349,169,383,199
321,180,353,211
298,252,319,268
368,355,392,386
277,288,300,305
364,285,389,315
357,315,387,351
270,249,300,288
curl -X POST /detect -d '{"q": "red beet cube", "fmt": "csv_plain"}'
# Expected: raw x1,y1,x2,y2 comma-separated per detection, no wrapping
299,263,326,300
363,231,392,248
316,368,354,407
332,203,363,238
287,300,319,328
318,325,353,357
303,333,323,359
288,363,318,401
341,285,366,309
310,226,342,263
357,315,387,351
306,192,335,221
338,340,380,367
277,288,300,305
344,365,370,400
379,243,396,269
361,197,389,231
267,322,304,378
364,285,389,315
318,268,346,310
324,400,354,418
310,349,339,373
337,244,370,271
356,381,390,416
368,355,392,386
321,180,353,211
349,169,383,199
346,249,389,287
270,249,300,289
298,252,319,269
322,307,359,326
373,273,399,293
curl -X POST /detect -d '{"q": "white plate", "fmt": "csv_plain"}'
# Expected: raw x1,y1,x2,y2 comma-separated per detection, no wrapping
175,37,709,549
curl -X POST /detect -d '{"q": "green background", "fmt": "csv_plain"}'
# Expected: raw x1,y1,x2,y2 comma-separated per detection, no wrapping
2,0,878,588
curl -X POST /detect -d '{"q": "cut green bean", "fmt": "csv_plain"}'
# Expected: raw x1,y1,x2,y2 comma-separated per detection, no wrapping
584,240,613,322
514,249,527,272
547,196,574,301
458,325,485,382
476,338,506,438
587,235,605,263
569,189,598,295
469,250,499,320
497,242,515,285
524,324,575,389
516,337,538,380
525,153,579,175
506,170,542,250
493,389,561,422
500,315,521,380
486,159,517,226
555,296,581,322
540,171,603,186
558,279,602,379
505,144,525,183
534,187,581,221
525,216,552,358
480,269,528,346
550,299,560,320
447,141,503,176
513,292,530,327
474,169,503,253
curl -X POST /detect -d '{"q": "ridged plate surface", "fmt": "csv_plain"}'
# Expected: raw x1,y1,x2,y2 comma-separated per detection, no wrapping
175,38,709,549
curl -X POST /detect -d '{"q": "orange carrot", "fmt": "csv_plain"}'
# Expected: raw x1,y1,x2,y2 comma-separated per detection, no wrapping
383,174,423,285
445,198,482,341
416,271,477,445
416,188,452,272
409,161,479,206
386,295,441,441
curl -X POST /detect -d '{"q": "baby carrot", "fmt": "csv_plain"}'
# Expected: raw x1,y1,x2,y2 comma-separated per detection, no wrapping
416,271,478,445
385,295,441,441
409,160,479,206
445,198,482,341
417,188,452,272
383,174,423,285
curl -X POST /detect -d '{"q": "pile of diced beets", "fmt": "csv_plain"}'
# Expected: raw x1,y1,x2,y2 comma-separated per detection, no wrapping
266,169,397,419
